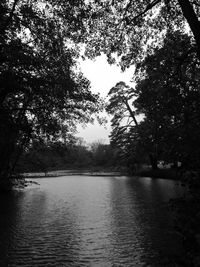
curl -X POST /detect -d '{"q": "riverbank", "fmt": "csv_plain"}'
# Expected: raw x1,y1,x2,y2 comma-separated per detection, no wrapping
22,169,123,178
22,167,180,180
136,168,180,180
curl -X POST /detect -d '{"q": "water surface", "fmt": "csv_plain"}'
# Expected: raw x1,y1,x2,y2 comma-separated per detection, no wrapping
0,175,183,266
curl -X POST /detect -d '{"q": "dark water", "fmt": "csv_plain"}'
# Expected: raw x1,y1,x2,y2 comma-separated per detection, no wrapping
0,176,183,266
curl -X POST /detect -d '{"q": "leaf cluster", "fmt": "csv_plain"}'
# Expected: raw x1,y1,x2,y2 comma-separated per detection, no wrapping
0,0,102,179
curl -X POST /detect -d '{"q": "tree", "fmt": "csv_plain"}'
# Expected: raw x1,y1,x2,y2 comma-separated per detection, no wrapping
90,141,108,166
107,31,200,171
84,0,200,66
0,0,102,183
134,31,200,169
106,81,158,170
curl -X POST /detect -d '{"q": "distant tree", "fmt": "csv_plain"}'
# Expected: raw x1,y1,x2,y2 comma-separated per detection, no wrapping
0,0,102,183
90,141,107,166
90,140,118,167
106,81,158,170
71,139,92,167
17,137,94,172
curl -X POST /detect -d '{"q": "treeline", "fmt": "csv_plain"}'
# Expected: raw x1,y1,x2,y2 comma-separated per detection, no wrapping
107,31,200,173
16,139,119,173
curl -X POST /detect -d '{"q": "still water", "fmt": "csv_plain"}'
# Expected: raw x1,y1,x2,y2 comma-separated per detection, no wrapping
0,175,183,266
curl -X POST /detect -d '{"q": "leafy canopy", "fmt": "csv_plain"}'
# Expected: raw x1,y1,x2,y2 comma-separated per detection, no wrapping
0,0,103,179
84,0,200,67
107,31,200,170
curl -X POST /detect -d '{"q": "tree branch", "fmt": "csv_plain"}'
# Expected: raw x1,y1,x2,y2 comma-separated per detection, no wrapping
127,0,162,24
123,99,139,127
178,0,200,59
0,0,20,34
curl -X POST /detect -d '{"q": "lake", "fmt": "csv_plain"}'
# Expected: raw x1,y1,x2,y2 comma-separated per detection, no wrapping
0,175,184,266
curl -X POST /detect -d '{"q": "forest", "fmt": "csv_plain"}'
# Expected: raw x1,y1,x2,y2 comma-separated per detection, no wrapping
16,139,120,173
0,0,200,265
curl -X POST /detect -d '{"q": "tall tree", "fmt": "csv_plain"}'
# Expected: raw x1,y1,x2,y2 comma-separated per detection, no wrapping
0,0,102,182
106,81,158,170
134,31,200,169
107,31,200,171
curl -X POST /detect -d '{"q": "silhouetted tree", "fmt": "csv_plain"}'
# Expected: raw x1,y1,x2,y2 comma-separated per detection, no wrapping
106,81,158,170
134,31,200,170
0,0,102,183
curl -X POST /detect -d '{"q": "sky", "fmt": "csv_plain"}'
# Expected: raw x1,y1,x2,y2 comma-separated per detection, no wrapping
76,54,135,144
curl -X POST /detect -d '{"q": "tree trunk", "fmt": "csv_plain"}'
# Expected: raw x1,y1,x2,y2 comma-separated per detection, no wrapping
149,154,158,170
178,0,200,59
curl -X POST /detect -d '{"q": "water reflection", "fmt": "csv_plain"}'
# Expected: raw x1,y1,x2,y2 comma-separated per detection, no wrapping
109,177,183,266
0,176,183,266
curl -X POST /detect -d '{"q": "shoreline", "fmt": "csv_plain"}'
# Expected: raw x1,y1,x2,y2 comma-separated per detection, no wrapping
22,168,180,180
0,168,182,193
23,171,124,179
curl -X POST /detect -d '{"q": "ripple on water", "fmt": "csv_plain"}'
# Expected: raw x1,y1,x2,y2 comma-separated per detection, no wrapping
0,176,183,266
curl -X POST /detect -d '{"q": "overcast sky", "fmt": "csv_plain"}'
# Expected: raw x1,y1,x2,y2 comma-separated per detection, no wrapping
76,54,135,144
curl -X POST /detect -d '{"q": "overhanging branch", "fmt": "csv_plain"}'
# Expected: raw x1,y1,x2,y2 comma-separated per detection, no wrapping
125,0,162,24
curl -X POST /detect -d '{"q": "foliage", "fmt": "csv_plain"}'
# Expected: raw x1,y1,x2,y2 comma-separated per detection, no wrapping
0,0,103,181
107,31,200,171
134,31,200,169
17,139,119,172
17,139,92,172
106,30,200,265
106,81,157,170
90,140,118,166
84,0,200,66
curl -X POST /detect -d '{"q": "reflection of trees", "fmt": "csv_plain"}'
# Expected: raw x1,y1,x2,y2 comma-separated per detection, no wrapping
0,176,184,266
108,177,182,265
0,185,80,265
0,192,26,266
